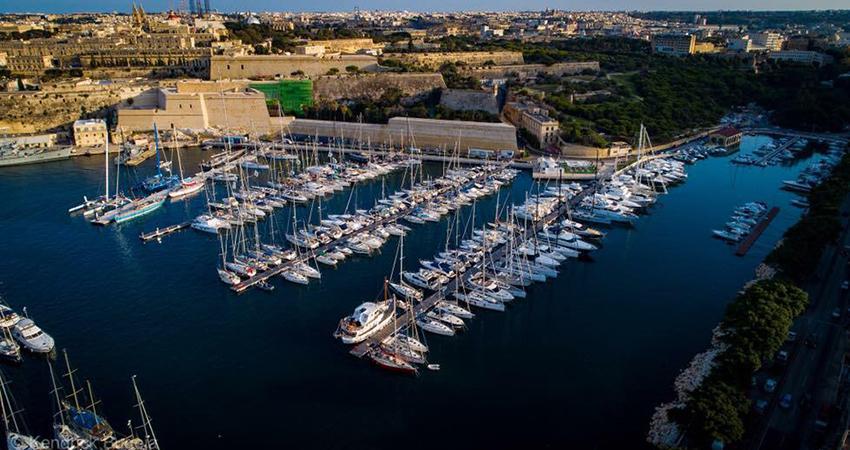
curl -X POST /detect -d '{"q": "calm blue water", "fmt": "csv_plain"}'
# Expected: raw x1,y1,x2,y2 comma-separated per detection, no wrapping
0,136,818,448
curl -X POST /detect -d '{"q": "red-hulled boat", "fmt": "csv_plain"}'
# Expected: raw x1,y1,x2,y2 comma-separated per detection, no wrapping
369,348,418,375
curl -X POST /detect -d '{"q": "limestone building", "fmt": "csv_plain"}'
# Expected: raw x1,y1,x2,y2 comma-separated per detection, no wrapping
503,102,560,148
209,54,379,80
287,117,517,153
383,51,524,69
117,80,272,134
73,119,108,147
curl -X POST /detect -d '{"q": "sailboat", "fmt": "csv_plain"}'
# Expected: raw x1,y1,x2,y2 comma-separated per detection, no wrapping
69,139,129,217
110,376,159,450
168,125,205,199
60,351,115,445
48,361,94,450
0,370,47,450
141,124,178,193
388,234,423,302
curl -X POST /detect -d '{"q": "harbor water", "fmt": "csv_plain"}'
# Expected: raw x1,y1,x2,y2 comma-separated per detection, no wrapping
0,135,821,448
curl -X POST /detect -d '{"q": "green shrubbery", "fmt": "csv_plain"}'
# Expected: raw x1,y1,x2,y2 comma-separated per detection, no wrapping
670,280,809,448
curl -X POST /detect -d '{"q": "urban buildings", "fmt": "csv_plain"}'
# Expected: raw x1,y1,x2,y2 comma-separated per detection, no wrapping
751,32,784,51
651,34,696,56
768,50,834,66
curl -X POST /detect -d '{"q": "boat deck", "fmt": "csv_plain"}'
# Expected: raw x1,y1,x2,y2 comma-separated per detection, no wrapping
735,206,779,256
349,187,593,358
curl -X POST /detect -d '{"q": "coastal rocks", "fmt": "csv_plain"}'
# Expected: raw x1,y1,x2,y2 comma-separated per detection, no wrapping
647,327,728,448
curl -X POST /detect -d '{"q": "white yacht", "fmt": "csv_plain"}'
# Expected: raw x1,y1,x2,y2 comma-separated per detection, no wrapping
192,214,230,234
12,318,54,353
335,302,394,344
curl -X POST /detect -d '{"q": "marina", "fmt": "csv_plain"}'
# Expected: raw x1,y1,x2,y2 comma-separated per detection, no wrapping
0,133,836,449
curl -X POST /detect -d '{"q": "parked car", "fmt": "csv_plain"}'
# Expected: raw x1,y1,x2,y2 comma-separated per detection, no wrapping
787,331,797,343
765,378,778,393
780,394,793,409
841,280,849,290
776,350,789,364
754,399,769,414
832,308,841,319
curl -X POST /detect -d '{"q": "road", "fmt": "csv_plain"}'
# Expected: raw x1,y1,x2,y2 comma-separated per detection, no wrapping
751,195,850,450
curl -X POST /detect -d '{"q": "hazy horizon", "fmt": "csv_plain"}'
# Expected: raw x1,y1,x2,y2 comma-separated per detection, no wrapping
1,1,849,14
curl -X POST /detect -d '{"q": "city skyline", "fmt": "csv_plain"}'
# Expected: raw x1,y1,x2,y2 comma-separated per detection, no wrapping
1,0,849,14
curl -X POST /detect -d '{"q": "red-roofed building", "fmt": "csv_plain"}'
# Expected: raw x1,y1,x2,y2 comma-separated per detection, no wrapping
709,126,742,147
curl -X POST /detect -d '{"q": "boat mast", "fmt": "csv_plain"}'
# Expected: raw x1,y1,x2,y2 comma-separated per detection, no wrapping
0,370,20,434
105,138,109,200
153,123,162,179
63,349,82,411
47,361,66,427
85,380,102,424
172,125,184,181
131,376,159,450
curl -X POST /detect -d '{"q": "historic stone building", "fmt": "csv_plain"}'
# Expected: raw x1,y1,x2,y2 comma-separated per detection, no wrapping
287,117,517,153
382,51,525,69
458,61,600,79
117,80,272,134
208,54,379,80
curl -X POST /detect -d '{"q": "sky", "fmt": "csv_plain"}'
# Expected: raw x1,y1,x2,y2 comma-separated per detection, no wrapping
0,0,847,13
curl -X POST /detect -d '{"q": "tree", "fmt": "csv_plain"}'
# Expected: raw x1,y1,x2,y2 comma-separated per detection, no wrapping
345,65,360,74
677,379,749,447
326,68,339,76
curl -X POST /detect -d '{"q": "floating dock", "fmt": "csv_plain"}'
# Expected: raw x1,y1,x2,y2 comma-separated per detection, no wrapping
124,148,157,167
139,221,190,242
735,206,779,256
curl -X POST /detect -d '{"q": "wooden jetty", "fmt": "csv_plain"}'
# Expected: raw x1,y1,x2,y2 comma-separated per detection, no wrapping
349,188,593,358
735,207,779,256
139,221,191,242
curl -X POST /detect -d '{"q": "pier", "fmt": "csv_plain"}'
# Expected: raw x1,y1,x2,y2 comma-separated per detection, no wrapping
230,167,505,293
139,221,191,242
735,206,779,256
753,138,800,166
349,186,593,358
